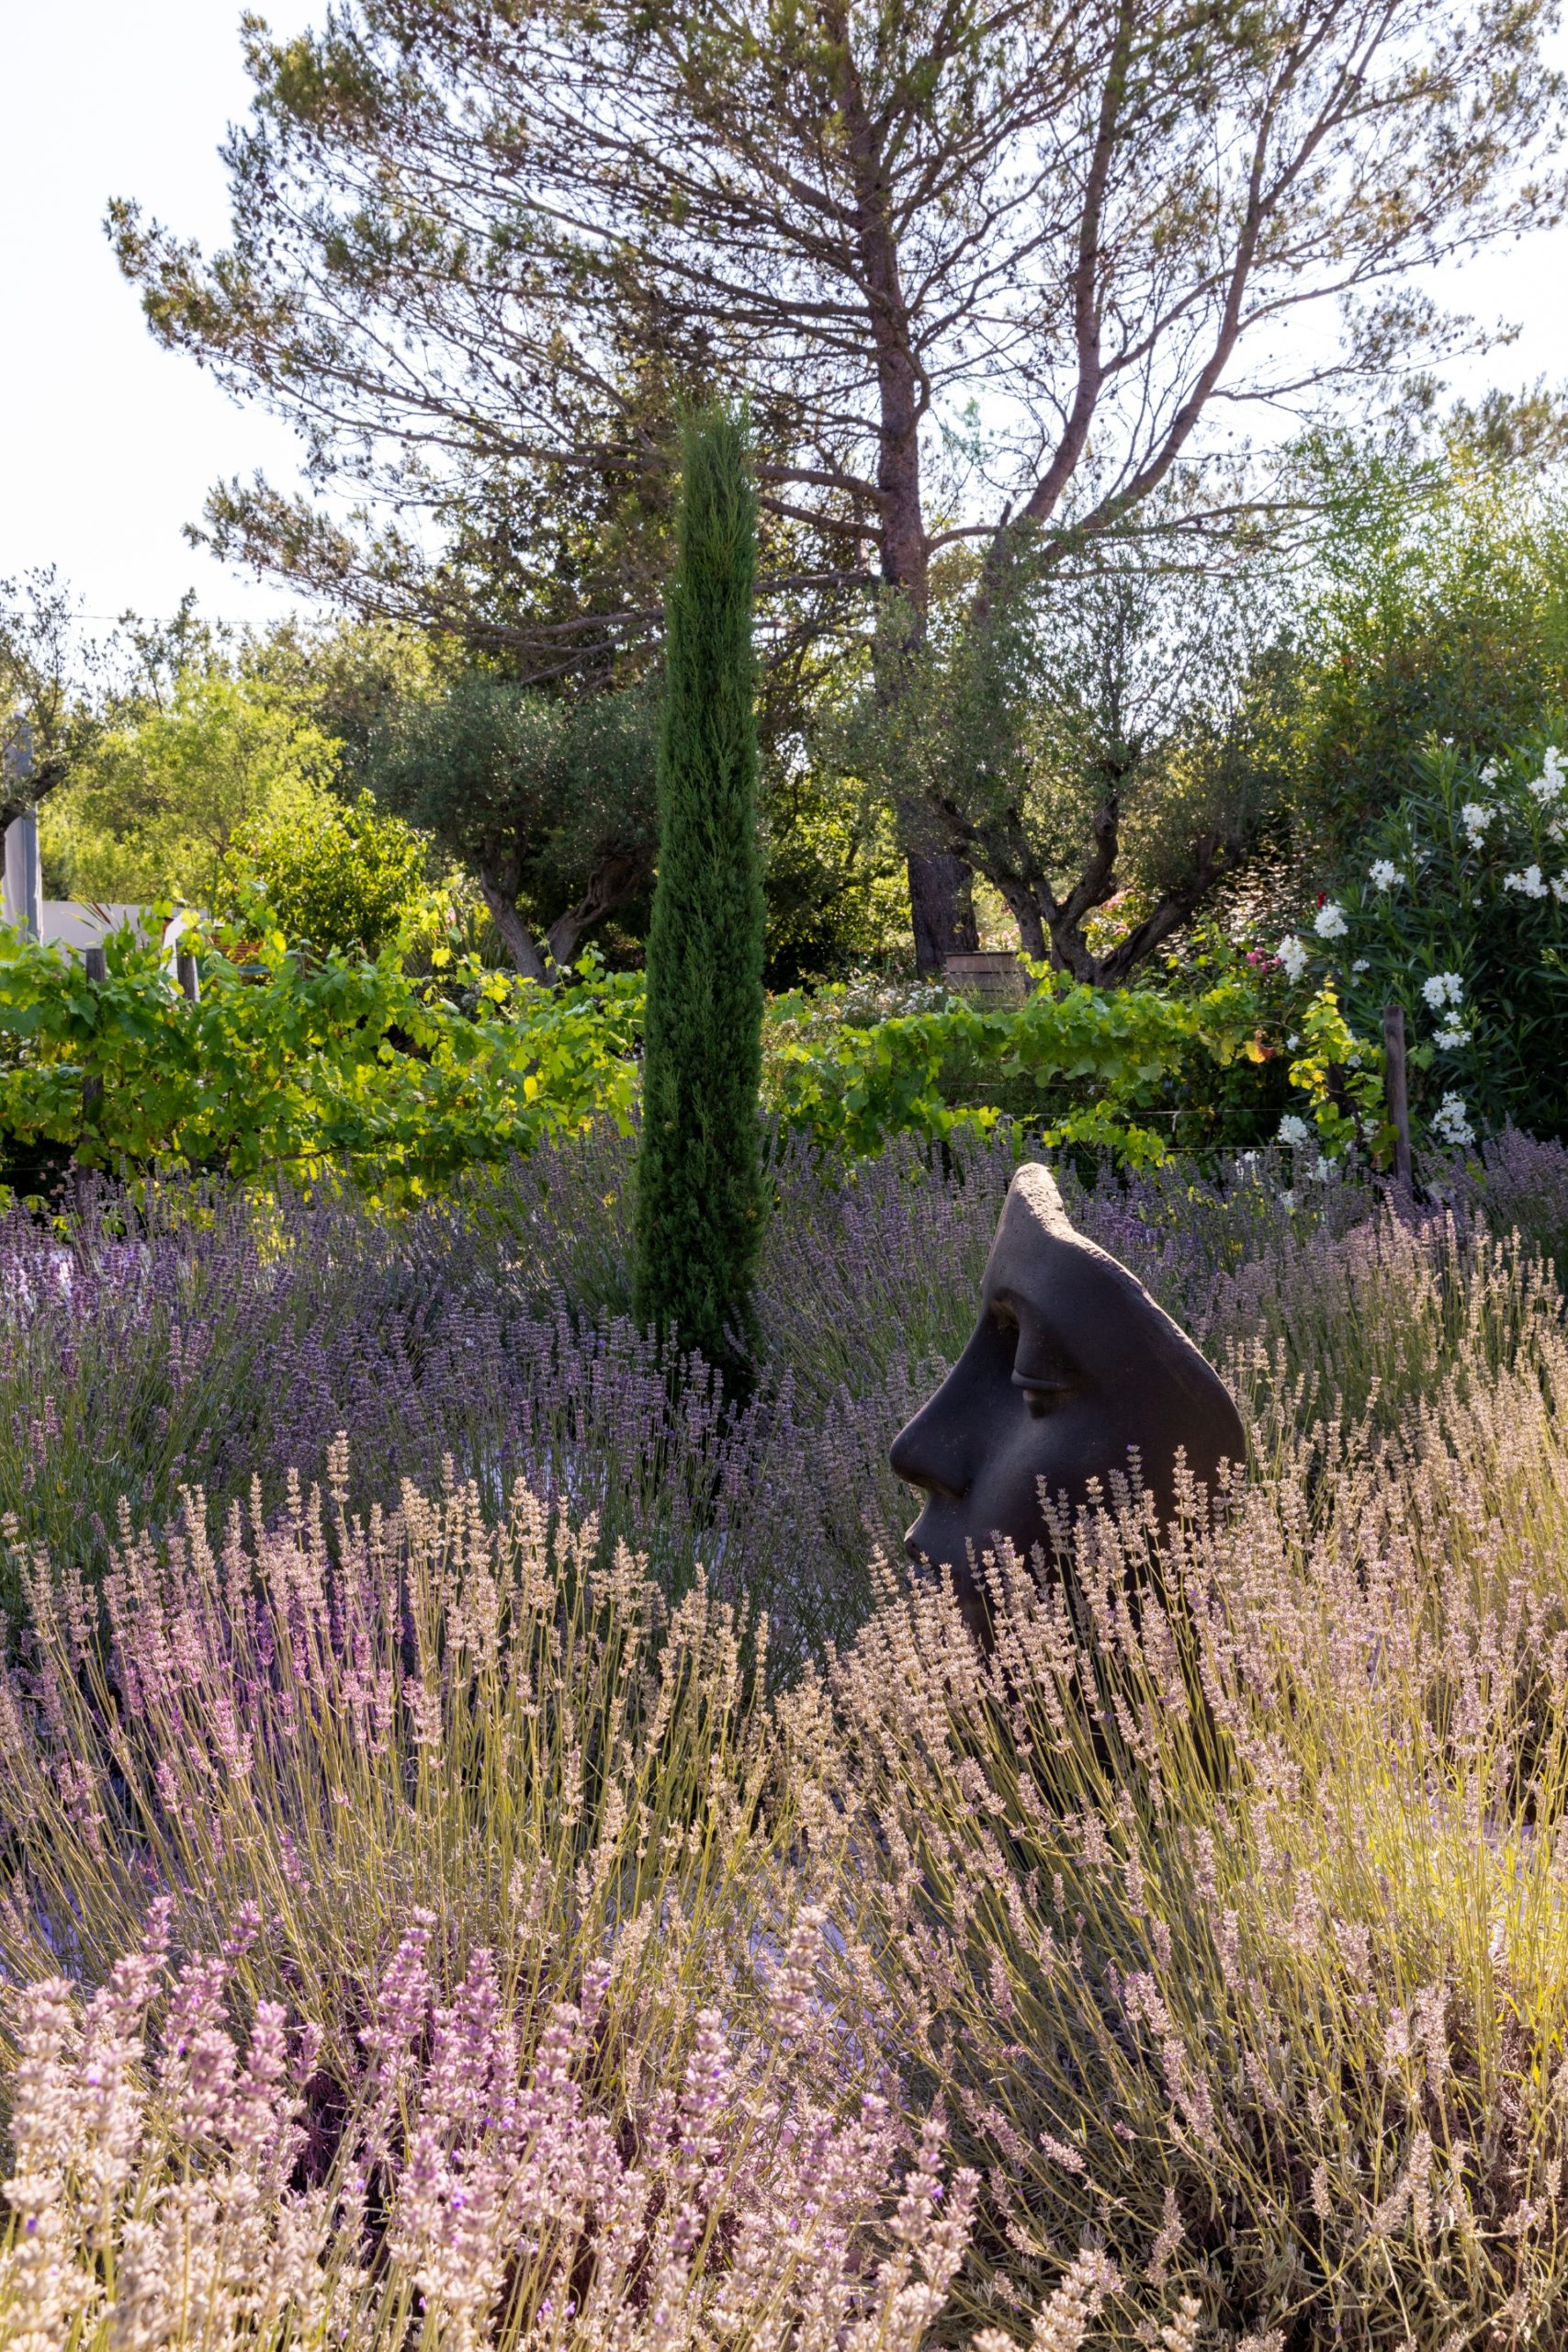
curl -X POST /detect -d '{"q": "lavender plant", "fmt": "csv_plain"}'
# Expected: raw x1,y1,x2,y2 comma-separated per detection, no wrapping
793,1272,1568,2341
0,1125,1551,1655
0,1464,976,2346
0,1931,976,2351
2,1131,1568,2339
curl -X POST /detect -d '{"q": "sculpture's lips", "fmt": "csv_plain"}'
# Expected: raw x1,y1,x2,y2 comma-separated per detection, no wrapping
902,1510,939,1566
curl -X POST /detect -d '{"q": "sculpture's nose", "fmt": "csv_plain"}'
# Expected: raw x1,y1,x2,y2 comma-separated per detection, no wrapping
889,1380,972,1503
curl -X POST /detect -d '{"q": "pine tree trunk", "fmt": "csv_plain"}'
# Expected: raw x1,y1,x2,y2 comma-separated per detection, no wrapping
633,412,766,1381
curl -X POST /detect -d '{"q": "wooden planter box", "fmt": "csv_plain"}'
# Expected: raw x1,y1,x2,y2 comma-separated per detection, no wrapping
942,950,1027,1007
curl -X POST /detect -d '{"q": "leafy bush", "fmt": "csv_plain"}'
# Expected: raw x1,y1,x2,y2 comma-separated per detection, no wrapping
1278,732,1568,1145
0,924,640,1204
2,916,1366,1206
763,971,1300,1164
221,786,434,957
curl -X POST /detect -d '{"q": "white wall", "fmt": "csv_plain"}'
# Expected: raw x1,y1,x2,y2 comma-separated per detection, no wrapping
39,902,152,950
35,905,199,956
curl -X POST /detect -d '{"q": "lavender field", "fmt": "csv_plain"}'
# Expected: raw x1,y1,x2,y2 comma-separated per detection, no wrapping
4,1131,1568,2346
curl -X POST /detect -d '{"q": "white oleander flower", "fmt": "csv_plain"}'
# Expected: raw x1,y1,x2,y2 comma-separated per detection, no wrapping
1479,759,1501,785
1461,801,1496,846
1531,745,1566,804
1369,859,1404,891
1505,865,1548,899
1280,1189,1296,1212
1276,934,1309,981
1552,876,1568,904
1433,1022,1472,1049
1286,1032,1301,1049
1277,1114,1313,1149
1314,900,1348,939
1352,958,1370,973
1431,1092,1475,1148
1421,971,1464,1010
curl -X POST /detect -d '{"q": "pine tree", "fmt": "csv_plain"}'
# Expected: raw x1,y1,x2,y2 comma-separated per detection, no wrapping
634,411,766,1377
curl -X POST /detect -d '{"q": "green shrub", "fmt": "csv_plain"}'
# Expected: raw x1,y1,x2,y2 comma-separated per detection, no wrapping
1278,730,1568,1146
0,922,640,1205
763,969,1334,1165
0,913,1376,1209
222,787,433,956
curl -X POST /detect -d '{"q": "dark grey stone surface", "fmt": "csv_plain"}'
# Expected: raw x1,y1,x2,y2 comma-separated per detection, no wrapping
891,1162,1246,1638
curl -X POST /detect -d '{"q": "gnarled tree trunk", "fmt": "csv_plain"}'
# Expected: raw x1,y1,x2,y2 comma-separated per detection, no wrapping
908,852,979,975
477,869,549,981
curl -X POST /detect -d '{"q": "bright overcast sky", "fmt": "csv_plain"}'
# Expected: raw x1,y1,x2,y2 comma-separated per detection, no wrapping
3,2,1567,638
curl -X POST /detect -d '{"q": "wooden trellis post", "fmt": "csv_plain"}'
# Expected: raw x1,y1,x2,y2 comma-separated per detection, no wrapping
82,945,107,1122
1382,1001,1413,1191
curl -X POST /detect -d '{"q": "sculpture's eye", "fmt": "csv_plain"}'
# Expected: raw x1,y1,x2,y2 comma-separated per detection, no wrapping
991,1297,1072,1414
1013,1372,1071,1419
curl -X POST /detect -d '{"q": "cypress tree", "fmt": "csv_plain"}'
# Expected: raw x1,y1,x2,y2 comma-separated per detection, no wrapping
634,410,766,1377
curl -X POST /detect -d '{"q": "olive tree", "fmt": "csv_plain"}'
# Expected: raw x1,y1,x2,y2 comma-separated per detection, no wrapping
359,677,658,978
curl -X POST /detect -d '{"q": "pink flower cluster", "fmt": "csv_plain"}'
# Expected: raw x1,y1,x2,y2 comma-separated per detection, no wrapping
0,1905,975,2350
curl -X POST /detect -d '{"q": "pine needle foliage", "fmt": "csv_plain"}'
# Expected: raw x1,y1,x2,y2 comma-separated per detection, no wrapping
635,411,766,1378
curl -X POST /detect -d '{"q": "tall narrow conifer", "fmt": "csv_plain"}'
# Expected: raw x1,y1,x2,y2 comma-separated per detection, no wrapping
634,411,766,1376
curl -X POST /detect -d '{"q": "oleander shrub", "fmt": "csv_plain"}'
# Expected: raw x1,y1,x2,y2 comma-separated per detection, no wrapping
1277,731,1568,1150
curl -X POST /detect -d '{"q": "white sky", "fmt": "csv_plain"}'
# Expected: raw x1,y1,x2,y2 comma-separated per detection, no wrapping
2,2,1566,638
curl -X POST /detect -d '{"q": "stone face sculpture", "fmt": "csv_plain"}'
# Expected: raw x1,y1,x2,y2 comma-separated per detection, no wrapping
889,1163,1246,1637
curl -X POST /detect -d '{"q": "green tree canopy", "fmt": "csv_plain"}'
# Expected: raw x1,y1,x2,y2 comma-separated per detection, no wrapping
39,659,340,910
357,676,659,978
1,571,105,820
828,517,1298,983
1290,428,1568,848
111,0,1565,963
222,787,434,959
